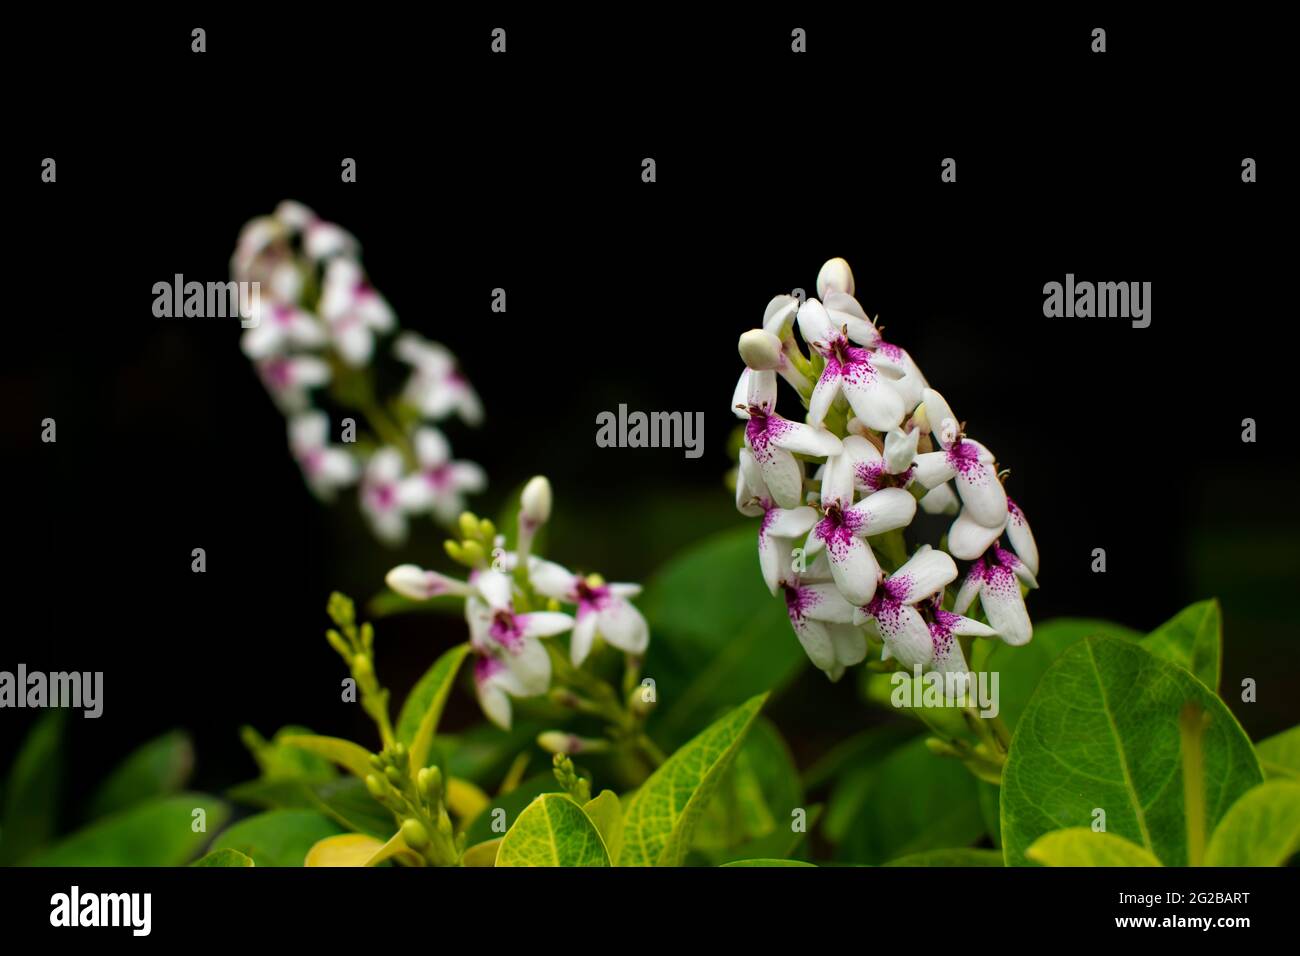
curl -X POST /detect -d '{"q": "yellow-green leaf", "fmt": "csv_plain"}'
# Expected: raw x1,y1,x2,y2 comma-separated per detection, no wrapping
447,777,490,821
1140,599,1221,691
620,693,767,866
1027,828,1164,866
1205,781,1300,866
399,643,470,773
461,838,502,867
1255,725,1300,780
496,794,611,867
279,735,374,781
583,790,624,863
305,833,386,867
191,848,254,867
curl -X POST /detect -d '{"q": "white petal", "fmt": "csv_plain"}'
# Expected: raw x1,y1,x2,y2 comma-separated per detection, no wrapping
768,419,843,457
762,295,799,338
528,559,578,601
746,368,777,411
473,568,514,611
385,564,469,600
874,603,933,670
884,427,919,474
414,428,451,468
913,451,957,489
948,615,998,638
819,451,856,510
889,546,958,603
732,369,752,419
796,298,835,348
475,674,513,730
825,293,881,348
919,482,960,515
980,565,1032,646
736,448,769,516
841,364,905,432
752,443,804,510
289,410,328,453
597,599,650,655
789,615,837,675
954,459,1008,528
816,258,855,300
1006,499,1039,576
767,505,818,539
823,534,880,607
850,487,916,537
570,610,598,666
520,611,574,640
954,566,983,615
920,388,957,447
808,362,842,427
800,583,857,624
499,638,551,696
829,623,868,668
948,508,1006,561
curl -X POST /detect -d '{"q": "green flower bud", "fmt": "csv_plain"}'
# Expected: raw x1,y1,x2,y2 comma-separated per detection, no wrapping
458,512,480,542
459,540,486,567
369,753,385,771
352,655,374,684
385,765,405,787
365,774,386,799
478,518,496,541
418,765,443,801
326,629,352,659
444,539,466,564
401,818,430,850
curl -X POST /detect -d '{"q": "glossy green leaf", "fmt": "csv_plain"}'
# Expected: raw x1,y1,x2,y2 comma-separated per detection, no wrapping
884,848,1004,866
640,527,802,744
279,735,374,781
833,736,984,864
1026,828,1164,866
1002,637,1262,866
436,720,546,785
0,712,64,865
721,858,816,867
1204,781,1300,866
397,643,470,773
210,809,345,867
977,618,1142,730
1141,599,1221,691
582,790,624,864
190,848,254,867
1254,725,1300,781
496,794,611,866
241,725,337,781
464,773,560,848
619,693,767,866
461,838,501,867
28,794,228,866
87,729,194,820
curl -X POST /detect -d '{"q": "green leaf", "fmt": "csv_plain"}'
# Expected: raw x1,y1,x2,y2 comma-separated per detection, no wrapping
462,838,502,867
28,794,228,866
463,773,561,848
582,790,624,864
977,781,1002,849
640,527,803,745
496,794,611,866
1026,828,1164,866
306,777,396,838
87,729,194,820
1140,599,1221,691
619,693,767,866
210,809,345,867
1204,781,1300,866
397,643,469,773
978,618,1142,731
0,712,65,865
437,720,547,786
1001,637,1262,866
279,735,374,781
833,736,984,864
721,858,816,867
800,723,918,793
191,848,254,867
1254,725,1300,780
884,848,1004,866
241,725,337,781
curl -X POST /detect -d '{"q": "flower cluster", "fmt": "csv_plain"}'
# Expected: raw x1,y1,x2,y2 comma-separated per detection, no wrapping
385,477,651,731
732,258,1039,681
232,201,484,542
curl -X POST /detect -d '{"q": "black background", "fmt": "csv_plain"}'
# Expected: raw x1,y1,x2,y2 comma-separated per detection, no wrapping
2,10,1294,829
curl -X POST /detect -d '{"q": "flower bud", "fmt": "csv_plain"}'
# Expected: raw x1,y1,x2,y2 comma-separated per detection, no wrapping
401,818,430,850
537,731,579,755
384,765,405,787
418,766,443,801
816,257,855,300
365,774,386,799
326,629,352,659
352,655,374,684
520,476,553,527
386,564,429,600
738,328,784,371
459,540,486,567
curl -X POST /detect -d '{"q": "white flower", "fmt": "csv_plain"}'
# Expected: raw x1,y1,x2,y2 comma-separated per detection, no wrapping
320,258,394,366
954,546,1038,646
288,411,357,500
240,301,328,360
360,447,410,544
912,388,1007,528
778,552,864,682
803,446,916,606
852,546,987,675
736,448,819,595
529,559,649,666
385,564,473,600
735,369,842,509
467,568,573,728
257,354,331,412
797,298,905,431
396,428,486,524
395,333,483,425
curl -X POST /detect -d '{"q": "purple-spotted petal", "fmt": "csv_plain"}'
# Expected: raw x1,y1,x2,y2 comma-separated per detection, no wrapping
980,563,1032,646
887,546,958,604
840,356,905,431
954,562,984,615
948,508,1007,561
949,446,1007,528
808,361,843,426
873,602,933,670
822,533,881,607
1006,498,1039,576
800,582,858,624
750,442,804,510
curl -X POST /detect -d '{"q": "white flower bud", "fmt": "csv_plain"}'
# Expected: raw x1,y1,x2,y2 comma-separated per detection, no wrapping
386,564,431,600
816,257,855,300
738,329,784,370
520,475,553,527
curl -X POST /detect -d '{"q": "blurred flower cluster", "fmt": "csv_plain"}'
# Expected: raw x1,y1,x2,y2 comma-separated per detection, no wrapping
731,258,1039,681
232,201,484,542
386,477,652,735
